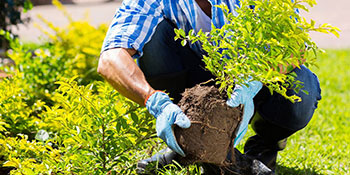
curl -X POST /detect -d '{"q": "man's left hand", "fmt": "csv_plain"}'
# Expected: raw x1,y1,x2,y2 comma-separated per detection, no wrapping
226,80,263,146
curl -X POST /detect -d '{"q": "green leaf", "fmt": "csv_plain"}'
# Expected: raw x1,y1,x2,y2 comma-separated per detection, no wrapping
181,40,187,46
3,159,19,168
35,130,49,142
131,113,139,123
179,29,186,38
23,0,33,12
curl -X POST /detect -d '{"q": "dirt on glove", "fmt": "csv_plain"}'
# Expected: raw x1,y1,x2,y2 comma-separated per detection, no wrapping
174,84,243,166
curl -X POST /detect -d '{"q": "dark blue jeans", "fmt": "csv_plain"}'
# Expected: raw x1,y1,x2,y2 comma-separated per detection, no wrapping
139,19,321,144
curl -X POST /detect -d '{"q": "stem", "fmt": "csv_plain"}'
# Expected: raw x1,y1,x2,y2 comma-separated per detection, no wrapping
102,117,106,171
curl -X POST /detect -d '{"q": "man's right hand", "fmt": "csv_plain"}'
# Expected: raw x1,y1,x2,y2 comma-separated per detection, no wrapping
146,91,191,157
98,49,190,156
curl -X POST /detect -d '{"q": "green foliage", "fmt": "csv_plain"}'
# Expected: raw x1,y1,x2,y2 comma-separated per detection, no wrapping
1,0,108,105
39,77,155,174
157,163,202,175
233,50,350,175
0,76,157,174
0,1,158,174
277,50,350,174
0,134,57,174
175,0,339,102
35,0,108,84
0,74,40,138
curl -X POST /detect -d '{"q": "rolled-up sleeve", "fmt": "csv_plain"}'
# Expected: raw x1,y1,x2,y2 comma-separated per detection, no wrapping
101,0,164,58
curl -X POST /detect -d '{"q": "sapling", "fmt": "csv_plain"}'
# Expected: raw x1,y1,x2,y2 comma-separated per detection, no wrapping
175,0,339,102
172,0,340,167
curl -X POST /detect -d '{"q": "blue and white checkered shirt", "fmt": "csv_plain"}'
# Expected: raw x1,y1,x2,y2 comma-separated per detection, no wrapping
102,0,241,58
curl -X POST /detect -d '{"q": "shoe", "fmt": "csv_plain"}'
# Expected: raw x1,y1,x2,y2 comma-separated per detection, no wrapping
201,148,275,175
244,135,287,172
136,148,178,174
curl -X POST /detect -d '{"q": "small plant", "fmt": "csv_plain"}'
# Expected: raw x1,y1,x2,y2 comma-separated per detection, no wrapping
0,74,40,138
0,1,158,174
175,0,339,101
1,0,108,106
0,76,158,174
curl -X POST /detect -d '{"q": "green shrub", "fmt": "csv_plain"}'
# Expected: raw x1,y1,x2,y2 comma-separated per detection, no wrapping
0,76,157,174
2,0,108,105
0,74,40,138
34,0,108,84
0,1,159,174
175,0,339,101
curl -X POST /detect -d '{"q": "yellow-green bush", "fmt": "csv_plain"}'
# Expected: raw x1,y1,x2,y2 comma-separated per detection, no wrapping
3,0,107,105
35,0,108,83
0,75,157,174
0,74,40,138
0,135,59,175
0,1,160,174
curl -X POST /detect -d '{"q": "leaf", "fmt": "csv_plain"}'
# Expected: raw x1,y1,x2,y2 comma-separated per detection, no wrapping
131,113,139,123
3,159,20,168
301,89,309,95
23,0,33,12
76,126,80,134
35,130,49,142
181,40,187,46
178,29,186,38
330,28,340,38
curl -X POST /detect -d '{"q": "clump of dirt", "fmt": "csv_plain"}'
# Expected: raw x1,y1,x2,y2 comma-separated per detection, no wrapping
174,84,242,165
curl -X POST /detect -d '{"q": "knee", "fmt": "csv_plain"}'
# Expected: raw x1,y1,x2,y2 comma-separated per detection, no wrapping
284,66,322,129
255,66,322,130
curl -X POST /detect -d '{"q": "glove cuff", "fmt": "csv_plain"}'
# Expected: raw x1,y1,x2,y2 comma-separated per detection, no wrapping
144,90,163,106
145,91,172,118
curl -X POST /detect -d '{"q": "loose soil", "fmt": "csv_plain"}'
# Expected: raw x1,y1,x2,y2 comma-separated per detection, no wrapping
174,84,242,165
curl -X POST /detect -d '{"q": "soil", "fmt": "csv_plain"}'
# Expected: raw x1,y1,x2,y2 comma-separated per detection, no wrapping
174,84,243,166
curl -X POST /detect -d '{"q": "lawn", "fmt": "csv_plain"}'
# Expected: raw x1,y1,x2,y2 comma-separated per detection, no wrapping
144,50,350,175
239,49,350,175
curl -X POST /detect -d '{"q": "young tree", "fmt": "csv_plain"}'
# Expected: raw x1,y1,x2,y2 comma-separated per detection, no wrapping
176,0,339,102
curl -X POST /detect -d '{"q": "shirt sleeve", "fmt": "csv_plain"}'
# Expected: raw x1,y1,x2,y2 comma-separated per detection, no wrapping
101,0,164,58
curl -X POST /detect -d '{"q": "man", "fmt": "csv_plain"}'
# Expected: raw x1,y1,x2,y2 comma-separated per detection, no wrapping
97,0,321,174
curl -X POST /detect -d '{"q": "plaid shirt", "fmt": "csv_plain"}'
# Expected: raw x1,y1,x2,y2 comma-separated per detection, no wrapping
102,0,241,58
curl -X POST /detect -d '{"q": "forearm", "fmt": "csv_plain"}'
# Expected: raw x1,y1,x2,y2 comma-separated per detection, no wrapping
97,48,154,106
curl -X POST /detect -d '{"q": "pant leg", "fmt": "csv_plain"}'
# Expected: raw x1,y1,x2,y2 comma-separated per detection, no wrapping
253,65,322,138
244,66,322,170
138,19,214,103
138,19,218,174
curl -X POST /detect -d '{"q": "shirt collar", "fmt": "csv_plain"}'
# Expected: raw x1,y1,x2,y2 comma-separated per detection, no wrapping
178,0,240,31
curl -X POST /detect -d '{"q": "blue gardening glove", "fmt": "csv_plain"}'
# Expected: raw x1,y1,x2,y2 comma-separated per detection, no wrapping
226,80,263,147
146,91,191,157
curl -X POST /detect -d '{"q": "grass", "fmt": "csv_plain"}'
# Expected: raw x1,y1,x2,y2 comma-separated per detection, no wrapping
158,49,350,175
267,49,350,175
